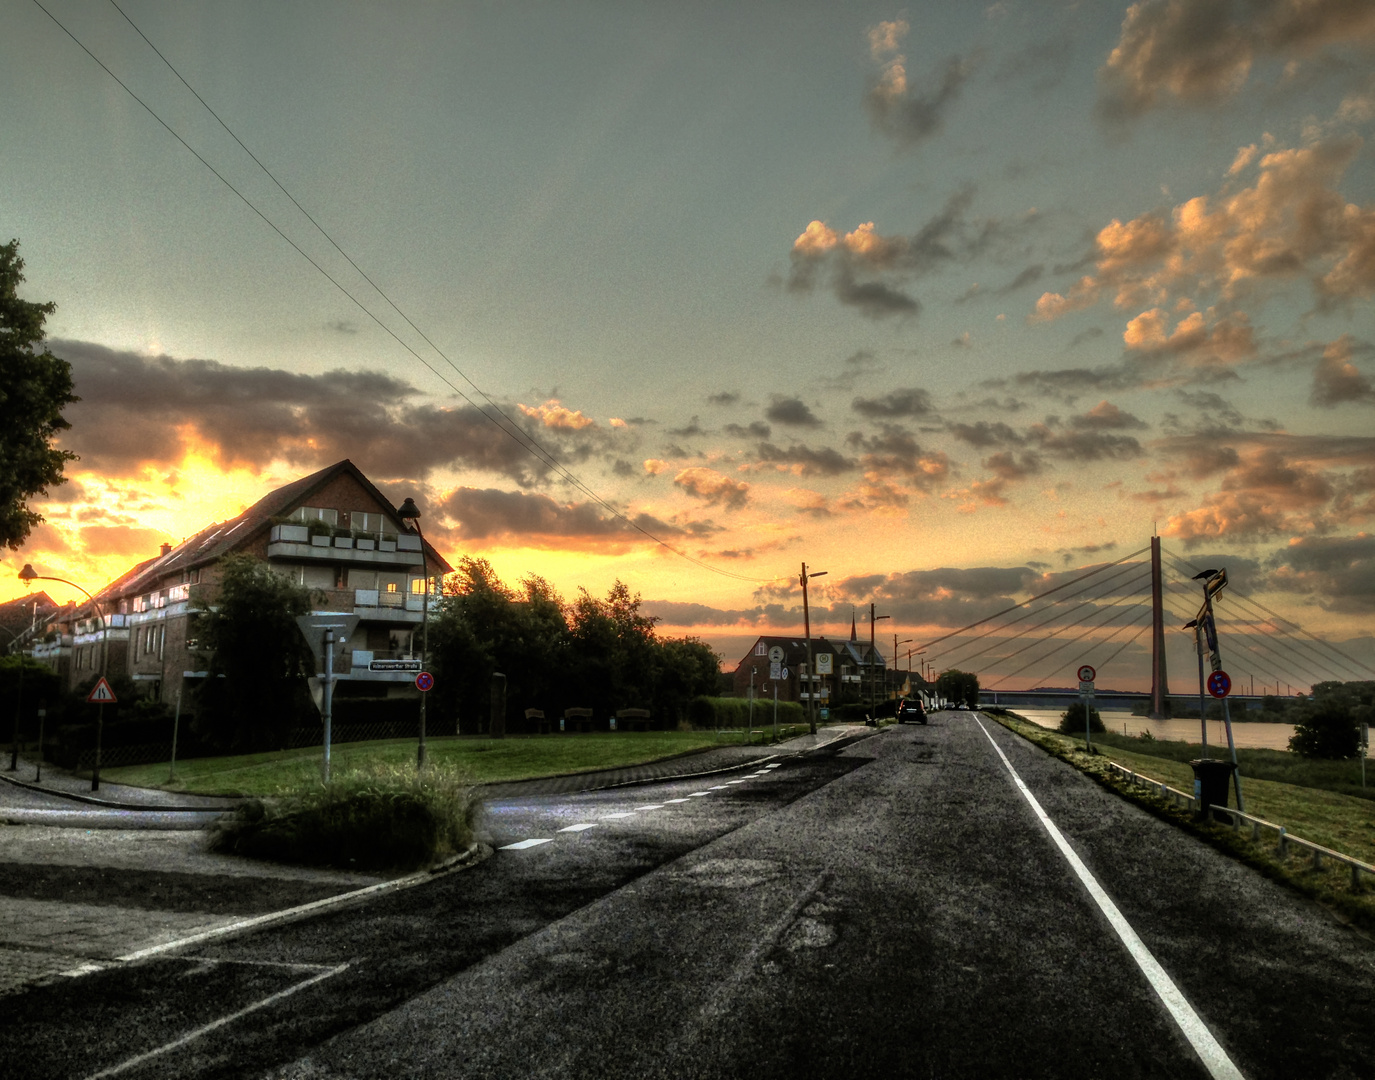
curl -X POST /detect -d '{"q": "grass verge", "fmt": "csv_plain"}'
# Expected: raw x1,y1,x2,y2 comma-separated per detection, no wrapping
103,726,819,798
985,709,1375,933
207,759,478,872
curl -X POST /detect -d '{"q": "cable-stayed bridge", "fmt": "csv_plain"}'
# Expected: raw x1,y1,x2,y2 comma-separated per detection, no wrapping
918,537,1374,714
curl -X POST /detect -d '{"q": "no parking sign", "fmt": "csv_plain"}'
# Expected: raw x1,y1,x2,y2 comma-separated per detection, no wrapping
415,671,434,692
1207,670,1231,698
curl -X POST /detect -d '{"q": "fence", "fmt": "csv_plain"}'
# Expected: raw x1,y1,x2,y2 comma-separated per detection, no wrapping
1106,761,1372,891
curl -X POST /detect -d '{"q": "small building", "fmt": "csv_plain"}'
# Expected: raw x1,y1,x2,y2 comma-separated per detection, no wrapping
730,625,887,708
29,459,451,708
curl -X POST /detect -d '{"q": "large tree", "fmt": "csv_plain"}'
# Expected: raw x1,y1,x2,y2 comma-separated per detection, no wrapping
0,240,78,550
192,555,316,751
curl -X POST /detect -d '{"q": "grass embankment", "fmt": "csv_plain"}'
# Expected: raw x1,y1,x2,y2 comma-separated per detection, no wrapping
207,760,478,872
104,726,815,798
987,710,1375,929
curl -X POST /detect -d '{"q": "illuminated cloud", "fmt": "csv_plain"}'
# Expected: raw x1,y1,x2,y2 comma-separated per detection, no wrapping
435,487,683,549
1310,335,1375,407
518,399,597,430
643,459,672,475
673,467,750,508
864,17,974,147
1097,0,1375,120
1071,401,1149,431
845,427,951,486
1266,532,1375,611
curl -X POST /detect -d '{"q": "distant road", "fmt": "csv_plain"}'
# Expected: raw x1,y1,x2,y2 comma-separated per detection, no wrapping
6,715,1373,1079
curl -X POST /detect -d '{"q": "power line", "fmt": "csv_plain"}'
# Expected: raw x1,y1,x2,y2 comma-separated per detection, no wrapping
982,598,1151,689
34,0,768,585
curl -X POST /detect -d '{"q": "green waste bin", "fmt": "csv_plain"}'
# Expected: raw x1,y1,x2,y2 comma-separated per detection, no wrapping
1189,758,1235,820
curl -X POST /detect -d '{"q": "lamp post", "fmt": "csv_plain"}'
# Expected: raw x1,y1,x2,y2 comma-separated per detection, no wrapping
749,666,757,743
397,498,430,770
2,625,23,772
18,565,108,791
800,563,827,734
869,605,889,711
894,637,912,677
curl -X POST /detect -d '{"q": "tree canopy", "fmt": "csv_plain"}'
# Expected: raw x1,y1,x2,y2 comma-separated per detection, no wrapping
0,239,78,550
935,669,980,709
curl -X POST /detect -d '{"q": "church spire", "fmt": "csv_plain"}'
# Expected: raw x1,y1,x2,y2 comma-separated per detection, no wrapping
850,608,857,641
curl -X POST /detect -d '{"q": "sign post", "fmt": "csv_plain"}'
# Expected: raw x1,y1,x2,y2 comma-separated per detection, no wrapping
296,613,360,782
1077,665,1096,751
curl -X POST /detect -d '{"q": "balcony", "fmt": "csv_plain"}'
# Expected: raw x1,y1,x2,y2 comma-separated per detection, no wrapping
307,588,430,624
268,525,423,568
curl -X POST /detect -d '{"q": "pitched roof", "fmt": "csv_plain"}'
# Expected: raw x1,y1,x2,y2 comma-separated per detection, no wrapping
95,459,452,603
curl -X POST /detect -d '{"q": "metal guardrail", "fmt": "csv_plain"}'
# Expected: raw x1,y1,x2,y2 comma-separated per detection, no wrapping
1107,761,1371,891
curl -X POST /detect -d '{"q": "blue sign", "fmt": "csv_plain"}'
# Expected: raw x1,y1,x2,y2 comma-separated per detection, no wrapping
415,671,434,692
1207,670,1231,698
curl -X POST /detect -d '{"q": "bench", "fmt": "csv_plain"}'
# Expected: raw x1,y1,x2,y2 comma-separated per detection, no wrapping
615,707,652,732
524,708,550,735
563,707,593,733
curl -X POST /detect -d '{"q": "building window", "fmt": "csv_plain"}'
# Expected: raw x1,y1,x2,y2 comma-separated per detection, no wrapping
754,641,767,656
288,506,339,526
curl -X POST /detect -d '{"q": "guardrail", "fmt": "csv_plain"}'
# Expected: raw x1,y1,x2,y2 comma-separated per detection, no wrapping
1106,761,1371,891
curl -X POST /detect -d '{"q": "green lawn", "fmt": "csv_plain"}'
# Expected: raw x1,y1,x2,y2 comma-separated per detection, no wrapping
103,727,814,797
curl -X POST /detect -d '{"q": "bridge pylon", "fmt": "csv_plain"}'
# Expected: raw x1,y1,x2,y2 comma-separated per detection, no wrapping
1149,534,1170,718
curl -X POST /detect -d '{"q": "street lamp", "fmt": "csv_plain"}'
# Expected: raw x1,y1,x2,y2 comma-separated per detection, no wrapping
800,563,827,734
894,637,912,676
396,498,430,770
18,564,108,791
869,605,890,711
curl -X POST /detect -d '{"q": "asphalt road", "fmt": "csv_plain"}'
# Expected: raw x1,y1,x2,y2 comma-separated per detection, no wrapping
4,713,1373,1079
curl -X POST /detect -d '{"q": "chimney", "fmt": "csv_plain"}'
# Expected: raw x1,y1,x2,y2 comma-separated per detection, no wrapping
160,542,172,557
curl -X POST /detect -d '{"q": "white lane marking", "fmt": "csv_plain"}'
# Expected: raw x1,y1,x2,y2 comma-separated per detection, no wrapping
499,838,553,850
764,763,780,769
603,812,634,818
971,716,1245,1080
726,780,746,785
60,962,105,977
635,804,666,811
688,791,711,797
708,785,728,790
666,798,689,803
82,963,349,1079
559,823,597,832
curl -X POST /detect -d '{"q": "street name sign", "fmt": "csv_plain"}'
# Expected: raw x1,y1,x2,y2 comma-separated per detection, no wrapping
369,659,421,672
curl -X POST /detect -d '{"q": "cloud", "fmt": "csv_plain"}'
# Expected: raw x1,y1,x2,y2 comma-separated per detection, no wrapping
750,443,857,477
851,387,934,419
828,565,1037,626
518,399,597,430
435,487,687,550
947,420,1026,448
1097,0,1375,121
673,467,750,509
707,392,740,406
1266,532,1375,611
724,421,773,439
1310,335,1375,406
668,416,707,437
49,341,612,488
1070,401,1149,430
845,427,951,485
865,17,975,149
764,396,823,427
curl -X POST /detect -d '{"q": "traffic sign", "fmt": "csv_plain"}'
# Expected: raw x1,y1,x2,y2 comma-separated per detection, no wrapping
87,677,117,704
415,671,434,692
768,645,785,663
1207,670,1232,698
1077,664,1096,683
770,662,781,679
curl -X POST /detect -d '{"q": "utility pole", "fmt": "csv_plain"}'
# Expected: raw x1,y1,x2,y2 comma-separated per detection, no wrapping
870,604,889,712
800,563,827,734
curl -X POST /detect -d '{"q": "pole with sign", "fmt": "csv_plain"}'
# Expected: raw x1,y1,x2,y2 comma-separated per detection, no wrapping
295,613,359,783
1077,665,1096,751
86,676,117,791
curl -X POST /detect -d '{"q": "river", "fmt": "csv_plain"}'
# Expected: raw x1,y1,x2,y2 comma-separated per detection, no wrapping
1011,709,1297,751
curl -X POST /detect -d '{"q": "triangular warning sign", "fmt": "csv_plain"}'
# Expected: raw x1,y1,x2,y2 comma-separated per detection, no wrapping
87,676,118,704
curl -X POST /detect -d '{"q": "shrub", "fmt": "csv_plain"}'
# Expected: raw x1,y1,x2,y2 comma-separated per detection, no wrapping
1059,702,1105,734
208,760,478,871
1289,700,1361,759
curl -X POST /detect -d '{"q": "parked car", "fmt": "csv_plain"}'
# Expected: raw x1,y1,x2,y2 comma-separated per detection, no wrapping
896,698,927,724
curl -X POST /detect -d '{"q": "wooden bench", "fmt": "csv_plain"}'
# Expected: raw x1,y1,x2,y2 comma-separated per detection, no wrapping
563,707,593,733
615,707,652,732
524,708,550,735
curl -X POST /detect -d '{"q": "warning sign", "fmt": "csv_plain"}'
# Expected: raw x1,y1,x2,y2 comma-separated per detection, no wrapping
87,677,117,704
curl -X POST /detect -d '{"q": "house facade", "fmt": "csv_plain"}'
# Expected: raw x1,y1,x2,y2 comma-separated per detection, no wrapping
28,459,451,709
730,631,887,708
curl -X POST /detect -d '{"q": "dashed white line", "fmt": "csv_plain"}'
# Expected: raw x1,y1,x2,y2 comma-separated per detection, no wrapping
559,823,597,833
635,804,666,811
666,798,689,803
688,792,711,797
499,838,553,850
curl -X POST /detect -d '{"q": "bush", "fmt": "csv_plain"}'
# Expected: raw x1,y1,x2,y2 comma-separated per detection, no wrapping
1289,700,1361,759
686,695,807,729
207,761,478,870
1059,702,1105,734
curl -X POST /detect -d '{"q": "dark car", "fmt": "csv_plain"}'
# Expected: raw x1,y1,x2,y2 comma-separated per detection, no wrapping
896,698,927,724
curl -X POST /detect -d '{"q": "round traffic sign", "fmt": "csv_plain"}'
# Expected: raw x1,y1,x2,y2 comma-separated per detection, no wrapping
768,645,785,663
415,671,434,692
1207,670,1231,698
1077,664,1096,683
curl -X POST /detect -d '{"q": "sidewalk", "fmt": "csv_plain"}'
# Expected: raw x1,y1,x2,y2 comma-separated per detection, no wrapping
1,753,239,811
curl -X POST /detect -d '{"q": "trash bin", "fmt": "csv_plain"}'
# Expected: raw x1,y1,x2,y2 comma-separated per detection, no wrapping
1189,758,1235,820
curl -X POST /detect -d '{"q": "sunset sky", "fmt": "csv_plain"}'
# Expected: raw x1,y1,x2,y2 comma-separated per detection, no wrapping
4,1,1373,691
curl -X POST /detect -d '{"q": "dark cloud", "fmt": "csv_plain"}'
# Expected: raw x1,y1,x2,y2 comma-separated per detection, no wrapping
436,487,684,547
668,416,706,437
845,426,951,485
326,319,359,335
851,388,934,420
1266,533,1375,612
52,340,606,488
725,421,772,439
707,392,740,406
948,421,1025,448
765,396,823,428
996,36,1075,92
752,442,857,477
1069,401,1148,431
828,565,1037,627
993,265,1046,295
834,273,920,318
866,54,975,147
1310,336,1375,407
1029,424,1144,462
1068,327,1105,350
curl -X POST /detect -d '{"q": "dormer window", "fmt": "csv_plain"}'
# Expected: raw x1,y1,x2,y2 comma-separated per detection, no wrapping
754,641,767,656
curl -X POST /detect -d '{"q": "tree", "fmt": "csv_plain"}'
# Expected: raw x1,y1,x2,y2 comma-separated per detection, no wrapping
1289,693,1367,760
935,669,980,708
192,555,316,751
0,240,78,550
1059,701,1105,734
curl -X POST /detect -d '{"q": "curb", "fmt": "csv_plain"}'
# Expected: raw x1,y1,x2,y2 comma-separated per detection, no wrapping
0,770,237,813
